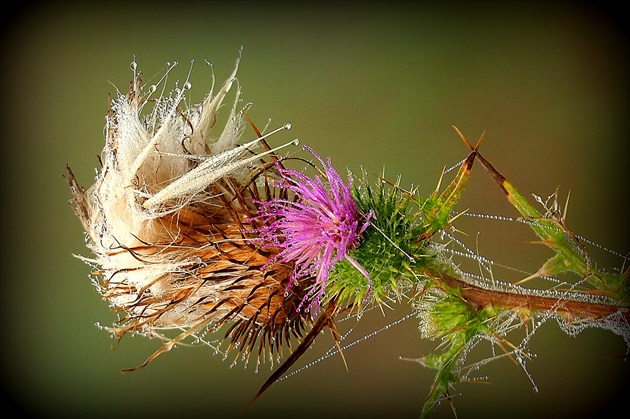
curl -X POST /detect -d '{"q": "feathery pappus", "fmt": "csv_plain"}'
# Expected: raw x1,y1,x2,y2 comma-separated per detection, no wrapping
66,54,314,371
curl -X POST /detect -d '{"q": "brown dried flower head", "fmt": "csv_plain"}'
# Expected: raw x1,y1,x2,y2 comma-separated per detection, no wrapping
66,55,310,370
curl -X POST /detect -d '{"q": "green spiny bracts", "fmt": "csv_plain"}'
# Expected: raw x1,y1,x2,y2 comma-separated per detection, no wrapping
325,172,462,311
327,176,425,309
414,284,506,419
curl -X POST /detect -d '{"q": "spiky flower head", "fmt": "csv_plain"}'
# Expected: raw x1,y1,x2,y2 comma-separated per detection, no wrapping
254,145,372,314
66,55,309,370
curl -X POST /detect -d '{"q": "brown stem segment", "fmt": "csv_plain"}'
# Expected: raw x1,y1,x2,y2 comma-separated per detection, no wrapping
425,269,630,322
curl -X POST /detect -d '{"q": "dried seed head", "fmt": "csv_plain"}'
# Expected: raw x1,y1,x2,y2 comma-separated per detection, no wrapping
66,56,309,369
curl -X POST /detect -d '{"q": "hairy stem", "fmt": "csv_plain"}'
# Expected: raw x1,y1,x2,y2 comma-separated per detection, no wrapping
425,269,630,322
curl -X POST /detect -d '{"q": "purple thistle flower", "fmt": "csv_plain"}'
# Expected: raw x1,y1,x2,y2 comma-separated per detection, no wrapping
254,145,372,315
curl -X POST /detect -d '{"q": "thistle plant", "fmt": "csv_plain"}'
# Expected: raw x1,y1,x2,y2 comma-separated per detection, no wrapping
67,56,629,418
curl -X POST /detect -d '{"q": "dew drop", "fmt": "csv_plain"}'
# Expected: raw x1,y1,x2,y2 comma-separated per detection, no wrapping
184,81,192,90
283,122,292,130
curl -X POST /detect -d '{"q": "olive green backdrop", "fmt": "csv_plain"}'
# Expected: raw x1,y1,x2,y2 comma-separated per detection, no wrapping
2,2,628,418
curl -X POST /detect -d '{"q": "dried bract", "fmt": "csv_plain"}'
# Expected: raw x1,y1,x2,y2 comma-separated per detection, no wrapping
66,57,309,369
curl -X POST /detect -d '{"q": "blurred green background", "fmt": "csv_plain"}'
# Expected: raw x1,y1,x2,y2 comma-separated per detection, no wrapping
2,2,628,418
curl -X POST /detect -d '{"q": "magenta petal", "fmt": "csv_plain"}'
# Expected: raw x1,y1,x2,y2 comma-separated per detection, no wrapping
253,146,371,315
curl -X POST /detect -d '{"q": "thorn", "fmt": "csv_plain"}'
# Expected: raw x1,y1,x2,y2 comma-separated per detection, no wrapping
329,319,349,371
399,356,427,365
448,208,469,224
562,190,571,223
514,273,539,285
449,225,469,237
452,126,484,152
475,130,486,151
376,175,416,200
433,166,446,196
242,301,339,412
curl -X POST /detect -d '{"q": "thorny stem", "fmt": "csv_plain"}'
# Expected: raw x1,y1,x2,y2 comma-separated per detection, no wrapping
425,268,630,323
408,129,630,417
458,130,628,298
